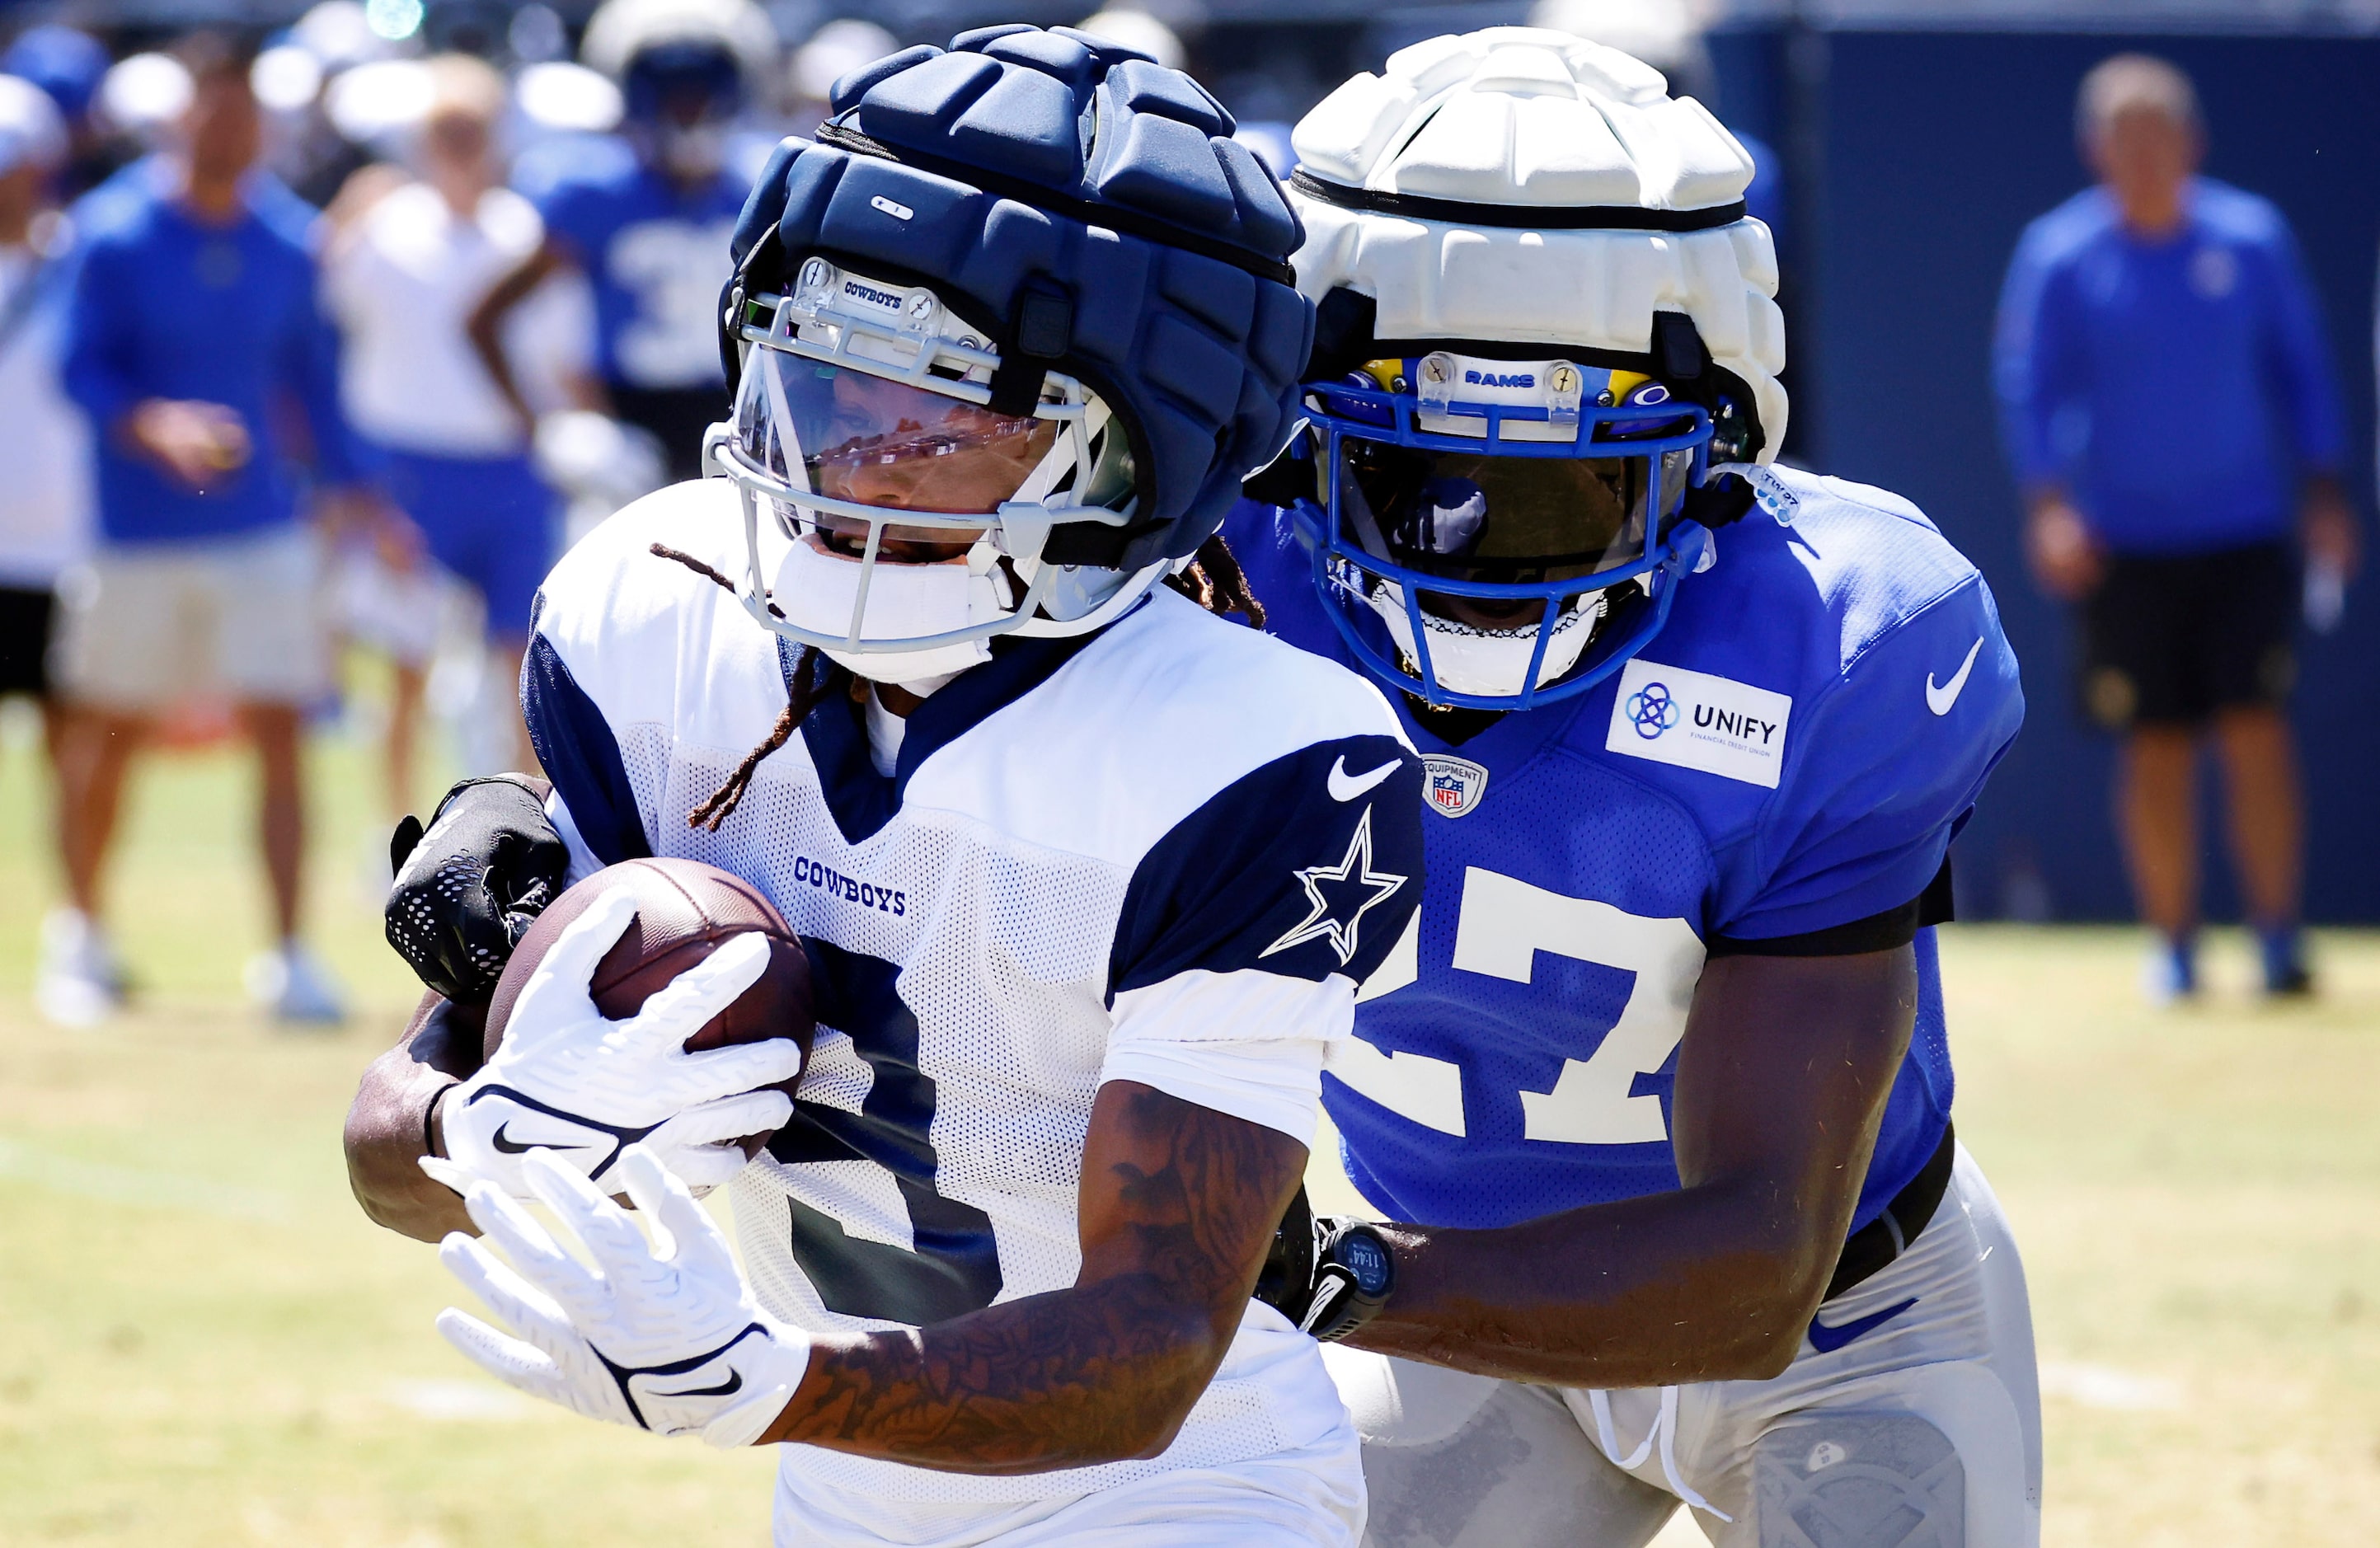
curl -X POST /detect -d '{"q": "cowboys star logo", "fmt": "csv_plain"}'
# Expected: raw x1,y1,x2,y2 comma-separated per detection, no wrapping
1259,806,1408,966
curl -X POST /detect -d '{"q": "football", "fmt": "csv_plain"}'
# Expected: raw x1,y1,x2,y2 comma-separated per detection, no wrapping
481,857,815,1150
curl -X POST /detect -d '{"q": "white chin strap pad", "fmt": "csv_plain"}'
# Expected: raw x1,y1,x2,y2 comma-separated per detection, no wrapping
773,537,997,683
1369,582,1603,697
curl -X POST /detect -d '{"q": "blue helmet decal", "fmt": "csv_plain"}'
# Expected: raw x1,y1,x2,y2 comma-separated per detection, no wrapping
721,27,1311,572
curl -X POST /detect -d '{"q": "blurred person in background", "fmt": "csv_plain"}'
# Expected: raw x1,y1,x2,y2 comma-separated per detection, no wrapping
81,49,197,223
782,16,895,140
0,76,99,1025
322,53,574,816
1076,5,1185,68
2,24,115,199
470,0,777,480
1995,54,2354,1002
46,33,398,1028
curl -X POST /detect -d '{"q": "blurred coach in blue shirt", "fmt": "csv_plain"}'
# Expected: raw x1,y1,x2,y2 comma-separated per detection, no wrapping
46,34,400,1027
1995,54,2357,1001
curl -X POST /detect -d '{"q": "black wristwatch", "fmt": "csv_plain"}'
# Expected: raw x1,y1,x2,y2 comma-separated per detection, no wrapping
1299,1217,1396,1343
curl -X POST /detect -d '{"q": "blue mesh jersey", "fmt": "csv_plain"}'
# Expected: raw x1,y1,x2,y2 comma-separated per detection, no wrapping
1224,464,2024,1234
519,137,749,391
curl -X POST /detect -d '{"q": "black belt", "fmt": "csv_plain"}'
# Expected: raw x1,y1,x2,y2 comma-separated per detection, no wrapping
1822,1122,1955,1302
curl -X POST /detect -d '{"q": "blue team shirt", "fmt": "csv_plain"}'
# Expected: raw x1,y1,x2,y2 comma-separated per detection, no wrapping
1226,465,2023,1236
523,138,748,392
1993,178,2343,556
62,169,369,545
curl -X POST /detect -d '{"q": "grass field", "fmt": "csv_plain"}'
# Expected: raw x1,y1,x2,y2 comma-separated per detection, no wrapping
1,712,2375,1546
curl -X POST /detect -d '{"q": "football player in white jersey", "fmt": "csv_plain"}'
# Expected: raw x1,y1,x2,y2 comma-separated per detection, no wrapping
342,27,1425,1547
1230,30,2040,1548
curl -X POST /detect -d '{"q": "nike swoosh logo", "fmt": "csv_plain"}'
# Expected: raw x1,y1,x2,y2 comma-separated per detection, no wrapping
491,1123,594,1156
1327,756,1400,802
1807,1296,1918,1354
654,1370,743,1398
1926,638,1985,716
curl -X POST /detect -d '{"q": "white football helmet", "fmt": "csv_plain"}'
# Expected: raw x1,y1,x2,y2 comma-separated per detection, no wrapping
583,0,776,177
1272,28,1787,709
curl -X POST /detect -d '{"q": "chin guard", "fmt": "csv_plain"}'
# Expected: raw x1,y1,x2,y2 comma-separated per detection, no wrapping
1683,470,1758,529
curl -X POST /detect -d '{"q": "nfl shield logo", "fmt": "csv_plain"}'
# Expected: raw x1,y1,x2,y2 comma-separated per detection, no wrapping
1420,755,1489,819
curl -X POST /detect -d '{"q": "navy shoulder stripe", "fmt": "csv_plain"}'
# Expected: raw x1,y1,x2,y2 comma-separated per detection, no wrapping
1110,733,1424,999
522,634,653,867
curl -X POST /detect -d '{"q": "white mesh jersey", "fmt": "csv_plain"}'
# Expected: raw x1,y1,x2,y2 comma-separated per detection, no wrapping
523,480,1427,1504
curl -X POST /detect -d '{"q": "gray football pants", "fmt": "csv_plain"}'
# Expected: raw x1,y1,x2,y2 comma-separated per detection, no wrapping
1325,1147,2042,1547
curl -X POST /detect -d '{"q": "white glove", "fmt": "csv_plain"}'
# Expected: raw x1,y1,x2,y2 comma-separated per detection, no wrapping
426,888,803,1201
438,1145,812,1447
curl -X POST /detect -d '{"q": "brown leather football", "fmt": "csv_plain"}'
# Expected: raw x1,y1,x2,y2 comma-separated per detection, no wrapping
481,857,814,1151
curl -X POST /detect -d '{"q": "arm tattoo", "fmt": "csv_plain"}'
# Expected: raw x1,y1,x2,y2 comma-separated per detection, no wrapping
759,1081,1307,1474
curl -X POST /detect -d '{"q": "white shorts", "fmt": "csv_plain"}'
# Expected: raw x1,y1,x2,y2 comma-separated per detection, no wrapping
770,1422,1366,1547
54,525,332,711
331,542,448,668
1326,1146,2042,1548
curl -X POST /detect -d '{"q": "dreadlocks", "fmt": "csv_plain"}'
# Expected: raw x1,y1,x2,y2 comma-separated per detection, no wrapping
1163,532,1265,628
653,532,1268,828
648,543,830,832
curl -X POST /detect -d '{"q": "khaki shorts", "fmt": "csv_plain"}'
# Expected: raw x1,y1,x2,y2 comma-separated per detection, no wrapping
55,525,332,711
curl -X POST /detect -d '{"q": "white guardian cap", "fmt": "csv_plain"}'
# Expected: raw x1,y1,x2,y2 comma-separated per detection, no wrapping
1264,27,1788,710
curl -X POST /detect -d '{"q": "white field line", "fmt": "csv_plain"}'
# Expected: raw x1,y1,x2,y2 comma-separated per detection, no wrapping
0,1136,296,1224
2037,1360,2184,1411
384,1378,533,1422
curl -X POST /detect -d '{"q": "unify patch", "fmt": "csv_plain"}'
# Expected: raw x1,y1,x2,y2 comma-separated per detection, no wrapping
1604,658,1791,788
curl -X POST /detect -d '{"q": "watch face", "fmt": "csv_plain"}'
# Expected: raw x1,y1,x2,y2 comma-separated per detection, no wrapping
1339,1231,1392,1296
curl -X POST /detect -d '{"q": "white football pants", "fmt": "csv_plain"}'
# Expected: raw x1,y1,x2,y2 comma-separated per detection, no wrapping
771,1419,1365,1546
1326,1146,2041,1548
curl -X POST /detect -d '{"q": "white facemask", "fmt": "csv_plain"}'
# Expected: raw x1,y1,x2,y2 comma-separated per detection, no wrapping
1368,582,1608,699
772,534,1002,684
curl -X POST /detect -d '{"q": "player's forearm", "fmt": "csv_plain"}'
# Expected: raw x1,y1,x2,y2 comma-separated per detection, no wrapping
465,244,561,429
1357,950,1913,1386
759,1081,1303,1472
759,1278,1230,1473
343,993,483,1243
1345,1181,1842,1386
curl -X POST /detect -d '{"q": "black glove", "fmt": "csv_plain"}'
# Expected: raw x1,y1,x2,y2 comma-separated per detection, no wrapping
1253,1185,1397,1344
385,775,568,1007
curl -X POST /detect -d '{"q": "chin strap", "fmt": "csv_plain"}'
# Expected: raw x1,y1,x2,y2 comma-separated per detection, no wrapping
1681,466,1758,529
1241,440,1317,509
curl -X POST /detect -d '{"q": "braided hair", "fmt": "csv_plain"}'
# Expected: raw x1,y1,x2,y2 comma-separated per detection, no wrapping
1162,532,1265,629
651,536,1265,828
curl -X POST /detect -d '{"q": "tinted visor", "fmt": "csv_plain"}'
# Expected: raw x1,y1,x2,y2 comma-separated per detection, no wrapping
735,347,1059,518
1338,438,1682,585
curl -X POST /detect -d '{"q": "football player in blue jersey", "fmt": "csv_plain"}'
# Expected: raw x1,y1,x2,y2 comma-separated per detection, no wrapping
345,29,1428,1546
469,0,779,476
1232,30,2041,1547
